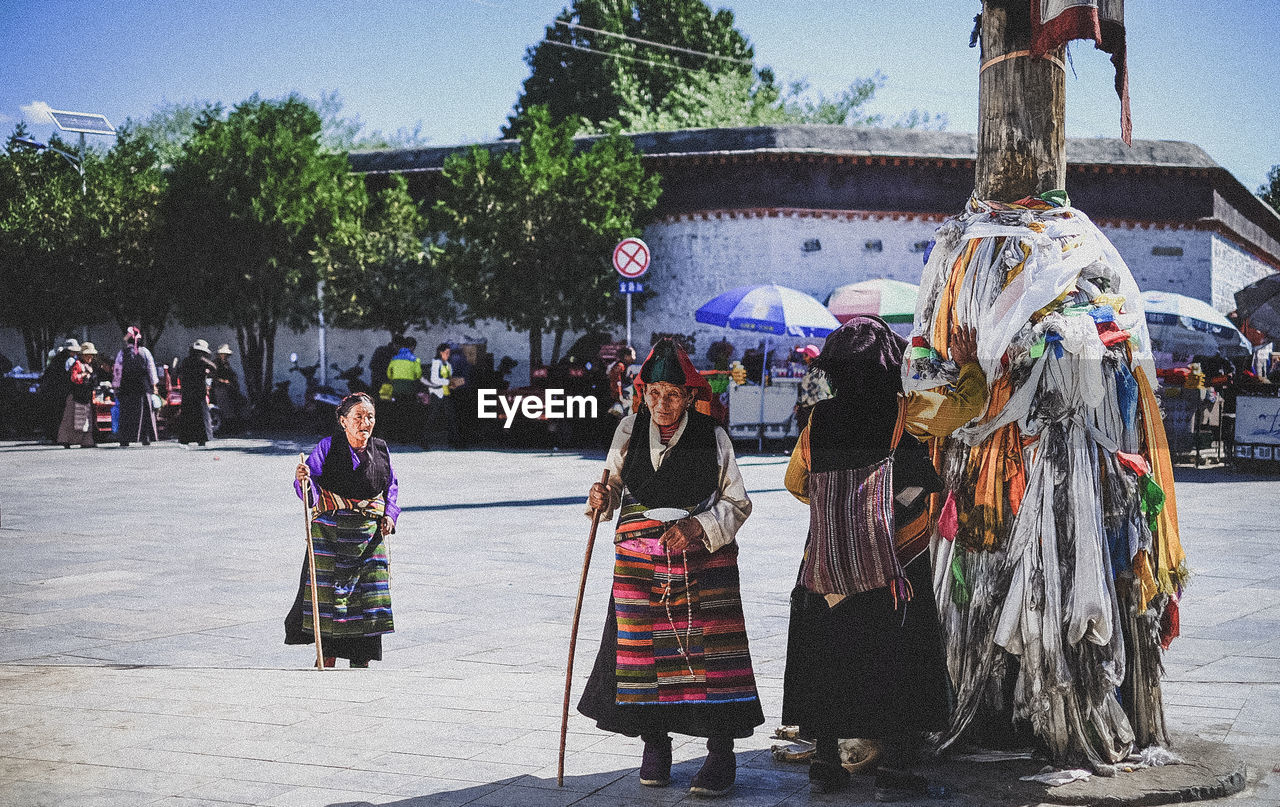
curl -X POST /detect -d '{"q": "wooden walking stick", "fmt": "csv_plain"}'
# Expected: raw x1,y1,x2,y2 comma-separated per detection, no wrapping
299,453,325,670
558,469,611,787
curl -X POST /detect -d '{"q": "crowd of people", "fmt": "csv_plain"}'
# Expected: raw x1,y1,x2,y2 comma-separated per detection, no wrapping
33,328,241,449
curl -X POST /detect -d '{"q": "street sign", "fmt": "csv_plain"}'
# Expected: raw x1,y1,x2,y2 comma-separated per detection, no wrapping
48,109,116,136
619,280,644,294
612,237,650,279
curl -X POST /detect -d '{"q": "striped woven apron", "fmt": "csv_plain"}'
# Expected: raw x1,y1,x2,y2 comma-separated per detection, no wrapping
611,491,758,707
302,487,394,639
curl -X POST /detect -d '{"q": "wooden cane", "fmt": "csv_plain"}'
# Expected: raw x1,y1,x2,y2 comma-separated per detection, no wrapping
299,453,325,671
558,469,611,787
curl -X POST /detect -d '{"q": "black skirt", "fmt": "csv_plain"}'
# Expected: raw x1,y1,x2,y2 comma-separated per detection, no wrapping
283,554,382,663
577,595,765,739
781,555,948,739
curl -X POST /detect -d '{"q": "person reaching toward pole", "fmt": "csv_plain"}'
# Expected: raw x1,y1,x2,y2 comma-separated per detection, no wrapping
781,317,986,800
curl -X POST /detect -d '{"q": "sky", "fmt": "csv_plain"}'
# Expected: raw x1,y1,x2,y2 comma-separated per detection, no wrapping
2,0,1278,193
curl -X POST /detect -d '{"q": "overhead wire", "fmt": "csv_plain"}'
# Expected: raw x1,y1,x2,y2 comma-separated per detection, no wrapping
540,39,708,73
553,19,754,66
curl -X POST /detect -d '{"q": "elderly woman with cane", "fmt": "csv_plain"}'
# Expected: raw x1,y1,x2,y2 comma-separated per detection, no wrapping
781,317,986,800
286,392,398,668
578,338,759,798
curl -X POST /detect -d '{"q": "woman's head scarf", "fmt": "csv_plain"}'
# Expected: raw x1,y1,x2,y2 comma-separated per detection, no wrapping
125,326,142,357
812,315,906,396
635,338,713,404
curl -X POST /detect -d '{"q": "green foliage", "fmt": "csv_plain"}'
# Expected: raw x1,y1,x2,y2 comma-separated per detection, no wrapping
612,67,946,132
434,106,660,370
80,123,174,348
514,2,944,135
165,94,366,410
320,174,452,338
507,0,754,136
0,125,91,368
1260,165,1280,215
127,100,217,168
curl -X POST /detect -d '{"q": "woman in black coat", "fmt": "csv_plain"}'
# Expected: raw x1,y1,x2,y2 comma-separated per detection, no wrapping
177,340,217,446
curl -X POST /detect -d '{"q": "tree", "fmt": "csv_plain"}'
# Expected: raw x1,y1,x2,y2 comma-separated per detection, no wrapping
320,174,453,340
129,100,214,169
610,68,944,132
0,125,90,368
434,106,660,370
80,123,175,349
507,0,754,136
165,95,365,413
1259,165,1280,215
511,0,944,137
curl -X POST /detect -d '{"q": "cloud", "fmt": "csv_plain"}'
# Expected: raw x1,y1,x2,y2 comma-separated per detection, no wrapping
20,101,54,124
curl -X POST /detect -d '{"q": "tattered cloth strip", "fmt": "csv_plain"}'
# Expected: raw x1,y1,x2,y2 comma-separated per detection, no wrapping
612,538,758,706
303,489,393,639
1030,0,1131,144
910,193,1184,769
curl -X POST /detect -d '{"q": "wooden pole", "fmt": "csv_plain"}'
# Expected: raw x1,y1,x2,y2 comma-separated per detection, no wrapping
975,0,1067,201
300,453,326,670
558,469,611,787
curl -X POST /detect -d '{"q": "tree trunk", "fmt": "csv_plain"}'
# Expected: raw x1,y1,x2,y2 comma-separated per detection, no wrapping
143,317,167,355
528,327,544,373
550,327,566,365
239,323,264,415
975,0,1067,201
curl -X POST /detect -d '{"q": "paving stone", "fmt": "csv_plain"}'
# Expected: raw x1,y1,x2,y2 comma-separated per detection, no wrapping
0,439,1270,805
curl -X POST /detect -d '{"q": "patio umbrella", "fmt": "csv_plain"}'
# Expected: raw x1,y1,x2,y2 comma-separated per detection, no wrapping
1142,290,1250,358
1233,274,1280,343
826,278,919,324
695,284,839,450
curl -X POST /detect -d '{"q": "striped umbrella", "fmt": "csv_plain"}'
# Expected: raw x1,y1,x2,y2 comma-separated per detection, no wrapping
1142,290,1250,357
826,278,920,324
694,284,840,338
695,284,837,450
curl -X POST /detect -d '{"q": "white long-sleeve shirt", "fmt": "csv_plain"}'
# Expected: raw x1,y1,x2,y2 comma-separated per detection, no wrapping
427,358,451,398
587,412,752,552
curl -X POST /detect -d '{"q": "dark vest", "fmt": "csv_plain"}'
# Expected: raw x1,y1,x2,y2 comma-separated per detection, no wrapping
620,410,721,509
119,349,151,394
316,435,391,500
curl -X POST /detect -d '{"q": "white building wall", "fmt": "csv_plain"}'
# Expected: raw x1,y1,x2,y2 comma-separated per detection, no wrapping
635,212,941,361
1210,233,1275,313
1096,225,1213,304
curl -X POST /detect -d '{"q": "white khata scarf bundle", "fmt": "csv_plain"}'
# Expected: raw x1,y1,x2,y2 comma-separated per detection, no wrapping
904,193,1187,771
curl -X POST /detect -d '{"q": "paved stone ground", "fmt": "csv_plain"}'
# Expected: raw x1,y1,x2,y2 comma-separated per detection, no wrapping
0,438,1276,806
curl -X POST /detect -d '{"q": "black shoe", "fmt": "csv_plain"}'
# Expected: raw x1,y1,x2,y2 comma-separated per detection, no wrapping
689,747,735,797
809,758,850,794
873,769,949,802
638,736,672,787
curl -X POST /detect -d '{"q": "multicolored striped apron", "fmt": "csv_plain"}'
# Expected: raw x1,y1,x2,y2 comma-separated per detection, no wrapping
302,488,394,639
611,493,758,707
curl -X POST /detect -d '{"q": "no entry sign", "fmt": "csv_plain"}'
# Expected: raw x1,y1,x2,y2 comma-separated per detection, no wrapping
612,237,650,279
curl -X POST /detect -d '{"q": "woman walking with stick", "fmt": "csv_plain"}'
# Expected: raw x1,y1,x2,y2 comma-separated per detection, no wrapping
577,339,760,798
286,393,398,668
